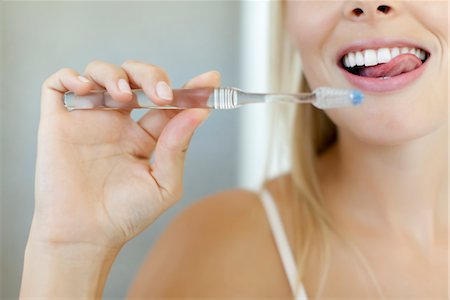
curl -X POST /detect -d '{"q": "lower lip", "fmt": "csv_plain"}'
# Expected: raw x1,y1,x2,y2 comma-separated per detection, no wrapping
339,58,429,93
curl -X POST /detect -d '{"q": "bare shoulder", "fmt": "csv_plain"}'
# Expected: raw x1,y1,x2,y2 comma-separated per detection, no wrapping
127,176,293,298
173,188,264,230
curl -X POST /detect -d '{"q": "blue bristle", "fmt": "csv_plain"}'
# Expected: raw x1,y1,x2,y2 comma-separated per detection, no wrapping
351,90,364,105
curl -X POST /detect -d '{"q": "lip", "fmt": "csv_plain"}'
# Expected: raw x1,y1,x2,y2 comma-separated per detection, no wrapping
338,56,430,93
335,37,431,63
336,37,431,93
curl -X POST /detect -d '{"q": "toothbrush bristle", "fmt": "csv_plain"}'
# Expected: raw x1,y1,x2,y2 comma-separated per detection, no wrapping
312,87,364,109
351,90,364,105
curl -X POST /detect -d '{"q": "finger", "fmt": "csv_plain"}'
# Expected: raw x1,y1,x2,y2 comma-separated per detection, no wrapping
121,60,173,106
150,108,210,203
136,70,221,155
182,70,221,89
146,71,221,202
41,68,93,117
135,110,178,153
83,60,133,103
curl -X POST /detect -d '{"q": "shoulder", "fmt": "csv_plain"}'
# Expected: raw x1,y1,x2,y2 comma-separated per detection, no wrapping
148,188,268,258
161,172,293,236
127,175,294,298
176,188,264,229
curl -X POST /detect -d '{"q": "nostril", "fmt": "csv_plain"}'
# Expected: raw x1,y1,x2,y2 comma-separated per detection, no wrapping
377,5,391,14
352,8,364,16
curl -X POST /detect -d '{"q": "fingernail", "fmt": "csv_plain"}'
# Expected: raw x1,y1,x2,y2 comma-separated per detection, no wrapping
118,79,132,95
156,81,173,101
78,75,90,83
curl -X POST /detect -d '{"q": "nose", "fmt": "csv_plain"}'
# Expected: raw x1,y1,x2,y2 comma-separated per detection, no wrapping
344,1,397,22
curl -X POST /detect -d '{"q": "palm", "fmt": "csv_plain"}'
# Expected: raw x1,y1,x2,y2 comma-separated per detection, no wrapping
33,65,217,250
35,109,165,248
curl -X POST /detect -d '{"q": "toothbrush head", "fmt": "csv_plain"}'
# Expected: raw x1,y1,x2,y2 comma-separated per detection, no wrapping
313,87,364,109
351,89,364,105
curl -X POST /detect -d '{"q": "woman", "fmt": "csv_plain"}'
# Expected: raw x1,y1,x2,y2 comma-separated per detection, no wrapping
20,1,448,299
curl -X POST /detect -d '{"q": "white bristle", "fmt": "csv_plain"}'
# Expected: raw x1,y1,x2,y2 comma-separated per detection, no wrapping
313,87,363,109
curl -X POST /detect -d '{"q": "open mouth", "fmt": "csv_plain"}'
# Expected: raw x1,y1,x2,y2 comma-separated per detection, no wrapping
339,47,430,79
337,45,431,93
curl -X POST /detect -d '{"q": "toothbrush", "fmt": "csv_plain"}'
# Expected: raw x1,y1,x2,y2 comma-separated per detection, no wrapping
63,87,364,111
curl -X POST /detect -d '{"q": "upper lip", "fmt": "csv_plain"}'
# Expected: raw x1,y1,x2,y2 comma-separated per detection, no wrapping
336,37,431,64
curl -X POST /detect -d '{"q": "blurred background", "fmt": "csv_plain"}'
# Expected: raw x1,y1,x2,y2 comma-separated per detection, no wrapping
0,1,275,298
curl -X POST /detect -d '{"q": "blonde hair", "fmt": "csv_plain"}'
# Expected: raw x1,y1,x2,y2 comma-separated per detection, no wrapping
261,2,336,296
262,2,384,298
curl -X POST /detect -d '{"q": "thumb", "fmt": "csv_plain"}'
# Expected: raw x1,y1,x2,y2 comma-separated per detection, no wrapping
150,108,208,203
149,70,221,202
182,70,221,89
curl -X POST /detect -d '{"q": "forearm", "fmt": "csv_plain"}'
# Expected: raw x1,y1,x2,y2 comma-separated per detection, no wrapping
20,239,120,299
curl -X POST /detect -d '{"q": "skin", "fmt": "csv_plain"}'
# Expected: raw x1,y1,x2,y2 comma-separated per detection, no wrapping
287,0,448,295
288,1,448,297
20,61,220,298
20,1,448,299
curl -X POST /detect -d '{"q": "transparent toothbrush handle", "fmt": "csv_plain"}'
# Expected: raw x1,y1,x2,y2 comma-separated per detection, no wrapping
63,86,363,110
63,87,216,110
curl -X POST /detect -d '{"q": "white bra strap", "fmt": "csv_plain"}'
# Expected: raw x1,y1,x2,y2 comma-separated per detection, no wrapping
297,284,308,300
259,189,300,297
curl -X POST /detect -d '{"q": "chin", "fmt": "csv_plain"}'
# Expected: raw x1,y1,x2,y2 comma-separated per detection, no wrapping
324,97,447,147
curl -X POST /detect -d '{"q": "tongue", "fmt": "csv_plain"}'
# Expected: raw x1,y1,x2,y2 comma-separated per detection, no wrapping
359,54,422,78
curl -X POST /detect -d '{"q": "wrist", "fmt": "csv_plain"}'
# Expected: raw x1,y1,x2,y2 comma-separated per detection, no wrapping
20,238,121,299
24,237,121,262
27,216,126,254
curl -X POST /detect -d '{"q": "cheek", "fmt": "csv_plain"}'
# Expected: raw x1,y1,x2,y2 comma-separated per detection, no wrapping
286,6,319,45
410,2,448,40
285,2,339,42
285,2,340,88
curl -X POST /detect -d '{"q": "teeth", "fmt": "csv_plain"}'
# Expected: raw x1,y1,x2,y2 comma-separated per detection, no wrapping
364,49,378,67
401,47,410,54
419,50,426,60
377,48,391,64
355,51,364,66
342,46,427,68
347,52,356,67
414,48,421,57
391,47,400,58
344,55,350,67
363,50,377,67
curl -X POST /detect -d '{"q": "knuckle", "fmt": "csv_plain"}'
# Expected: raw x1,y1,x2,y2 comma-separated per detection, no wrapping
84,60,110,72
85,60,100,69
148,65,168,78
41,78,50,90
121,60,169,81
58,67,75,75
121,59,139,67
84,60,127,83
142,65,170,84
42,67,74,89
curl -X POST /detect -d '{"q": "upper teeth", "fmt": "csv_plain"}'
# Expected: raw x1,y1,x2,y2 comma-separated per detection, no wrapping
342,47,427,68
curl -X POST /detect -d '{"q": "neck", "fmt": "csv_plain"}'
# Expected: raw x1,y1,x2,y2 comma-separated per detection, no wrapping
317,124,448,248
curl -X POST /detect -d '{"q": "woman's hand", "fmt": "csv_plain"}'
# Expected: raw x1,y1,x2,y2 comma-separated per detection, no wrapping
31,60,220,251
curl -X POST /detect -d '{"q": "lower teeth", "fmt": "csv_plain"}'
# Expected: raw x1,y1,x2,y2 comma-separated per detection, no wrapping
378,76,391,80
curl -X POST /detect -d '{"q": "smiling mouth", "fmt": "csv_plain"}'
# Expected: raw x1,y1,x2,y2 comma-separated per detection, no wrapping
339,47,430,79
